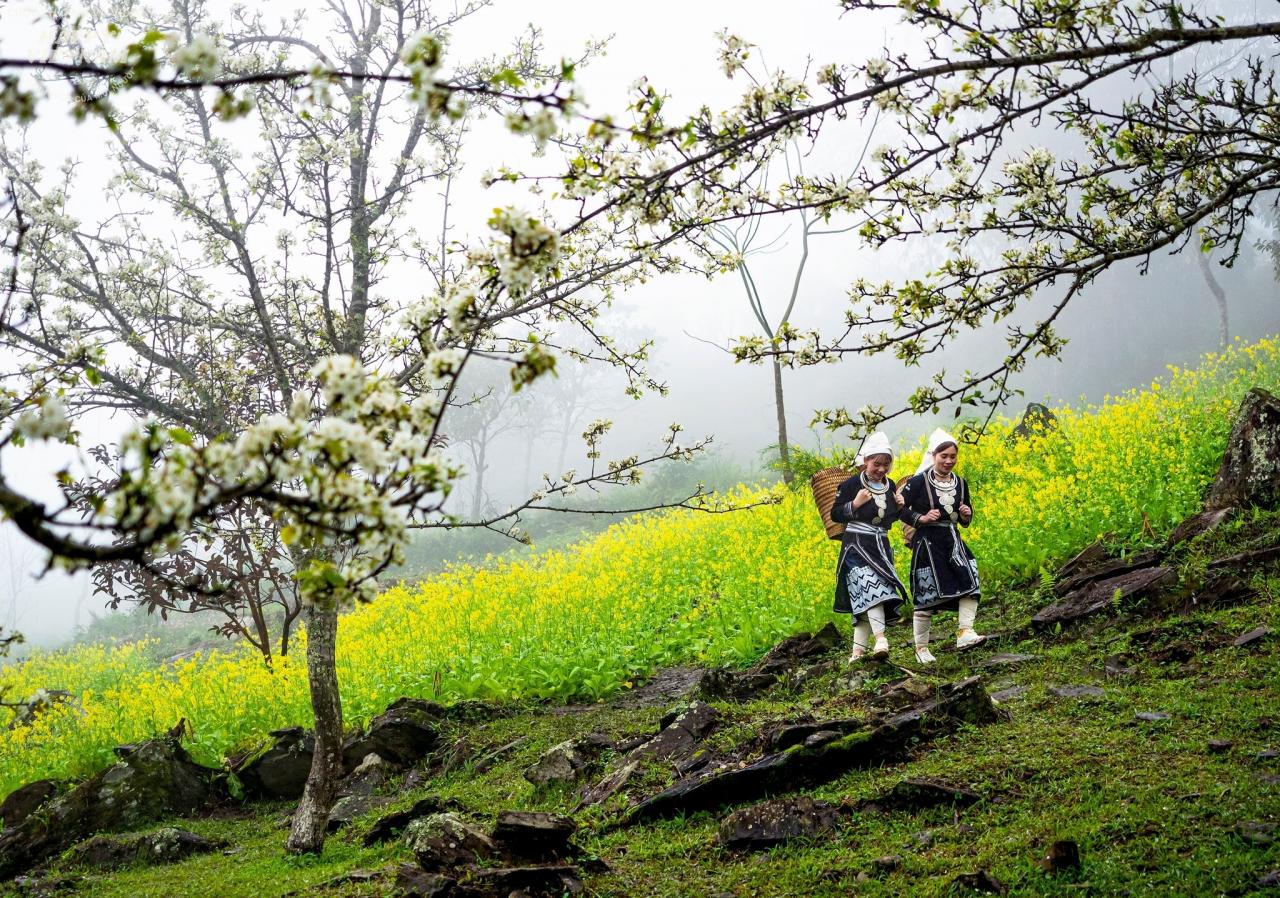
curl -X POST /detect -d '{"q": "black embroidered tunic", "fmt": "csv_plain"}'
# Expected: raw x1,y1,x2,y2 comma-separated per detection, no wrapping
830,474,908,619
897,471,980,612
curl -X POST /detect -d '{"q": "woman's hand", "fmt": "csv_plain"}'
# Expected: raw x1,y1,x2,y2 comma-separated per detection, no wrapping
919,509,942,524
958,504,973,522
852,488,873,509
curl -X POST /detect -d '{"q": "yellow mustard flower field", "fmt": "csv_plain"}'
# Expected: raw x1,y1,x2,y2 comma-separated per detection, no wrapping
1,339,1277,798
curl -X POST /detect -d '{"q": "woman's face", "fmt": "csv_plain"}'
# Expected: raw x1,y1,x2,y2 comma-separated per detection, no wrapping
864,453,893,481
933,444,958,474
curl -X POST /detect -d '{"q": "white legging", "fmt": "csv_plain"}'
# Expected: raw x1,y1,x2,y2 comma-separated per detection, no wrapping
913,598,979,646
853,605,887,650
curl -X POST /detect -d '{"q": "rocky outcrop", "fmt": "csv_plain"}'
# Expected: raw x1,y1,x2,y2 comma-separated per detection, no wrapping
342,698,442,768
523,734,612,787
718,797,844,851
0,780,58,829
623,678,997,825
1033,566,1174,630
1206,388,1280,510
404,813,496,870
699,623,842,701
327,794,395,832
491,811,576,860
66,827,223,870
232,727,314,800
363,796,456,846
633,702,718,761
396,809,587,898
0,734,221,879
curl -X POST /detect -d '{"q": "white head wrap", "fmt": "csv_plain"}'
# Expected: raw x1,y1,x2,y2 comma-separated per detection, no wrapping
854,431,894,468
914,427,959,474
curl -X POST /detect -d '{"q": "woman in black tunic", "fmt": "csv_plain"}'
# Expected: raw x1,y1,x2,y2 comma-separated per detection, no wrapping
830,431,908,661
897,428,983,664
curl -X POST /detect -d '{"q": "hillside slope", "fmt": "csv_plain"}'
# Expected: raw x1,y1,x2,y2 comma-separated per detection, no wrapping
5,502,1277,898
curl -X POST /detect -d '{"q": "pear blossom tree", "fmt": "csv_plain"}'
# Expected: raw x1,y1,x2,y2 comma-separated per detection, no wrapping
4,0,1280,855
0,0,714,855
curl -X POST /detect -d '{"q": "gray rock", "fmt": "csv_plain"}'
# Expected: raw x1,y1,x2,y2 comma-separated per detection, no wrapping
0,734,220,879
624,678,996,825
1103,656,1136,679
0,780,58,829
342,697,441,768
753,622,842,675
578,759,639,808
403,813,495,869
953,870,1007,894
769,720,862,751
491,810,576,859
912,830,934,848
871,854,901,872
1033,566,1174,630
990,685,1028,704
1054,539,1109,581
1208,739,1234,754
362,796,452,846
326,794,395,832
1167,507,1235,549
1205,388,1280,509
1048,684,1105,699
634,701,718,761
1234,626,1270,648
463,865,584,897
233,726,314,800
1053,550,1161,598
523,734,611,787
1135,711,1171,722
339,752,392,798
1258,869,1280,888
718,797,843,851
67,827,223,870
395,864,456,898
1040,839,1081,873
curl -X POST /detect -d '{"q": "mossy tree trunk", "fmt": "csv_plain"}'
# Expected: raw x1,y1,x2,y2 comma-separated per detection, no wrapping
286,605,342,854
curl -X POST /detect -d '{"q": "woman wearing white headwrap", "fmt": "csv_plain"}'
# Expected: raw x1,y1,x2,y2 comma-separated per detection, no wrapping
830,431,909,662
897,428,983,664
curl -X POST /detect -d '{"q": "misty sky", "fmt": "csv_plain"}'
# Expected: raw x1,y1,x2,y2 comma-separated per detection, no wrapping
2,0,1278,646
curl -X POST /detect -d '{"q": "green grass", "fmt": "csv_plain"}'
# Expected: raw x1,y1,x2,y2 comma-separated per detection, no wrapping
18,510,1278,898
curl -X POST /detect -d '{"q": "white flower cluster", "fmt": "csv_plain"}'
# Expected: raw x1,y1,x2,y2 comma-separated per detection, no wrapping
1003,146,1063,212
716,31,752,79
400,29,445,109
487,207,560,297
14,395,71,442
506,109,559,151
167,33,222,80
92,353,459,607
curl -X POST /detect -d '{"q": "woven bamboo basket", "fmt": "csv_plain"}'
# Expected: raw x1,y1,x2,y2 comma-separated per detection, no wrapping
810,466,854,540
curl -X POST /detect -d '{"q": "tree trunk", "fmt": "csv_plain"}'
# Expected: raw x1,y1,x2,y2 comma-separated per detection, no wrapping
1197,251,1230,348
772,356,793,485
286,605,343,854
471,437,488,519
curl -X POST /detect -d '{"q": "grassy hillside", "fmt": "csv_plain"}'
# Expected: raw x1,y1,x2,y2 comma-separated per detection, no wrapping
1,338,1279,800
8,504,1278,898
